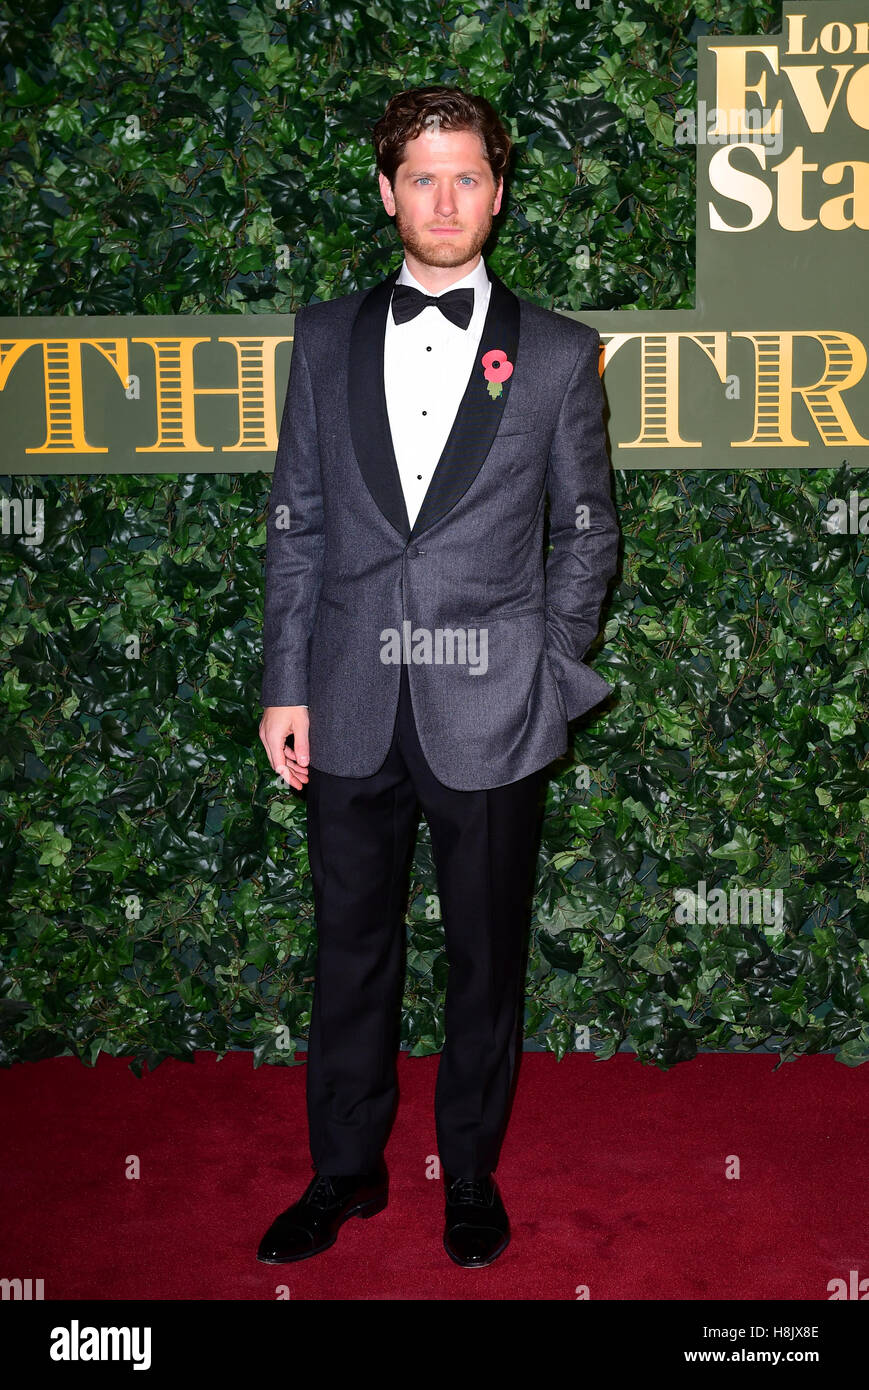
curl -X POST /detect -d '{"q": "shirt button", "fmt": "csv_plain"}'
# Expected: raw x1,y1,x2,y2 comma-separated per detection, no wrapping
426,346,432,351
422,410,427,415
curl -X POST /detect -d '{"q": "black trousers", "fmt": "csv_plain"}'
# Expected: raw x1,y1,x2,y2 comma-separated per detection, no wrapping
304,661,548,1179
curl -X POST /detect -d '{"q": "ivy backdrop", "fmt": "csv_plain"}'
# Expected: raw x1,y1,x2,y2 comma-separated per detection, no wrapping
2,0,868,1074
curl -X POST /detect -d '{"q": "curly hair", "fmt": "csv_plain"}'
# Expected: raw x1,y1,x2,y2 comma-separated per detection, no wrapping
372,85,513,190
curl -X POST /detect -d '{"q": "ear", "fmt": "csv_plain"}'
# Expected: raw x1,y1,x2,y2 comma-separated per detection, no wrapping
493,176,504,216
378,171,396,215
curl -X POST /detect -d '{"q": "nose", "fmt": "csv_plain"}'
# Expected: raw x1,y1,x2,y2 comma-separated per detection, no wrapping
434,181,458,218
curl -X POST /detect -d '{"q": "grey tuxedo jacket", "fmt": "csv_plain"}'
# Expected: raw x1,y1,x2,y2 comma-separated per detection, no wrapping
261,261,620,791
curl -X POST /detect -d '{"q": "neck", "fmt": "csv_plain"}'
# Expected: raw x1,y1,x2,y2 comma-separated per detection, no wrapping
403,250,481,293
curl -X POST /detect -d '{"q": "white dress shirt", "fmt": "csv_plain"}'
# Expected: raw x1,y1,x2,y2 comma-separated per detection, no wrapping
384,256,492,529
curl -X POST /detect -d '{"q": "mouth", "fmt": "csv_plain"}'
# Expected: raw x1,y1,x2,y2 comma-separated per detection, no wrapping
431,227,462,234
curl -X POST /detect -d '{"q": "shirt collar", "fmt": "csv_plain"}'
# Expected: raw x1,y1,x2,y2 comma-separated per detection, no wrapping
396,255,490,302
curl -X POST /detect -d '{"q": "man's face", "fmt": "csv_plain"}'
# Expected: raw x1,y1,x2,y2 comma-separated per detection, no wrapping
378,124,503,271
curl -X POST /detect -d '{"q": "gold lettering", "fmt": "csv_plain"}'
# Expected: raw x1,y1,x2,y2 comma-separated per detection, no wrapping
708,44,782,137
821,161,869,229
0,338,129,453
846,62,869,129
788,14,869,57
709,144,773,230
781,63,853,133
786,13,818,57
132,336,291,452
214,337,292,452
732,331,869,447
606,332,729,448
820,22,852,57
771,147,819,229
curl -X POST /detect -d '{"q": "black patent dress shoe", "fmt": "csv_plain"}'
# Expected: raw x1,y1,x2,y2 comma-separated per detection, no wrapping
257,1159,388,1263
443,1173,510,1267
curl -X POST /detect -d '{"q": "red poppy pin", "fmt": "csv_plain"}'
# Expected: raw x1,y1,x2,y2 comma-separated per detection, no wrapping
481,348,514,400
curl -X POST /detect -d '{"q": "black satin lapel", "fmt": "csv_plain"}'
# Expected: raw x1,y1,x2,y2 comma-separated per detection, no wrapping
348,265,411,540
409,266,521,541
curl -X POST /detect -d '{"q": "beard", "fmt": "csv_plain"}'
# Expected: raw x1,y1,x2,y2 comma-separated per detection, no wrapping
393,200,495,268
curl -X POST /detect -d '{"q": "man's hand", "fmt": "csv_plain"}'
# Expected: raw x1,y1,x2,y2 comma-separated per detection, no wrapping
259,706,310,790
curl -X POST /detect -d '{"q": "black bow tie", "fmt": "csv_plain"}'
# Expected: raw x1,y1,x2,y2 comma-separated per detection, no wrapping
391,283,474,330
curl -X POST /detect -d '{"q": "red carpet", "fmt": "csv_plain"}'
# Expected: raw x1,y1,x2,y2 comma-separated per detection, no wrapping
2,1051,867,1300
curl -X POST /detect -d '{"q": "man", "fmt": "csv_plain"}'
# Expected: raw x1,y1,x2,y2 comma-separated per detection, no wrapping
257,86,619,1269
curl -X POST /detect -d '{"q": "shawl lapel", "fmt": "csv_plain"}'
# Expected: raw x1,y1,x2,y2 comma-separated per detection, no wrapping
347,261,522,542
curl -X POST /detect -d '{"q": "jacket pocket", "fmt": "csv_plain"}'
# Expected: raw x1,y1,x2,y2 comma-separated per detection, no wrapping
461,606,544,624
496,410,539,437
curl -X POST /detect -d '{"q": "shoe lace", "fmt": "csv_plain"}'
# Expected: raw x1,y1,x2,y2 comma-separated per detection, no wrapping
449,1177,491,1206
304,1174,338,1210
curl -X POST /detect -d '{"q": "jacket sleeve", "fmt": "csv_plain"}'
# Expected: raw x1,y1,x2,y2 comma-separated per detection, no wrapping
543,326,620,718
260,307,324,707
